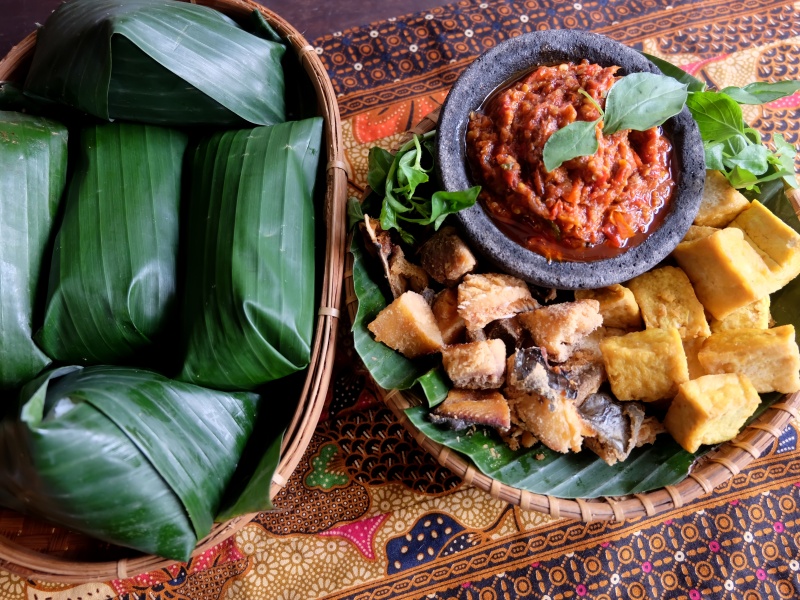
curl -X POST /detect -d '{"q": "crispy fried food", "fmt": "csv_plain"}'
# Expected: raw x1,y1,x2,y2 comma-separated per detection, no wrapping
457,273,538,330
579,393,652,466
509,393,588,454
600,327,689,401
697,325,800,394
709,296,771,333
575,284,642,330
664,373,761,453
430,389,511,431
628,266,710,340
682,225,719,242
505,346,604,405
419,226,477,286
518,299,602,362
694,169,750,227
432,288,466,345
442,339,506,389
368,291,444,358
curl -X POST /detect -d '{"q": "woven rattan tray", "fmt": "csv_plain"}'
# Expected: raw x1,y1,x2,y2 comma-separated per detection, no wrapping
0,0,346,582
344,106,800,523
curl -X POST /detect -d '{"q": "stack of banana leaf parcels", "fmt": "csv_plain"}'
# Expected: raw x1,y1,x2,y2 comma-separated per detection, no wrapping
0,0,323,561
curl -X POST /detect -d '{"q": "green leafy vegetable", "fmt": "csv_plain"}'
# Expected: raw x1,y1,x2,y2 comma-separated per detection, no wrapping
367,130,480,243
0,112,67,391
686,91,745,141
720,81,800,105
36,122,188,364
542,72,687,170
0,366,260,561
24,0,286,126
180,118,322,391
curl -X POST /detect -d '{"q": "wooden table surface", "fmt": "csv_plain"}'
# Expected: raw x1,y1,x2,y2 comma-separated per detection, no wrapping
0,0,445,57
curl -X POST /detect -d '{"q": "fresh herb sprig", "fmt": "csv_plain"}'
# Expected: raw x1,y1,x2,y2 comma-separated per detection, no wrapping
366,130,481,243
542,72,689,171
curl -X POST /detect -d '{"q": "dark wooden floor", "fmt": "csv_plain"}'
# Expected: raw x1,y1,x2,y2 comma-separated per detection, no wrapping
0,0,447,57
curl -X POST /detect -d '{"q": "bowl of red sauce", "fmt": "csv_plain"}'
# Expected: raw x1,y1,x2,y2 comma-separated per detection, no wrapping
436,29,705,289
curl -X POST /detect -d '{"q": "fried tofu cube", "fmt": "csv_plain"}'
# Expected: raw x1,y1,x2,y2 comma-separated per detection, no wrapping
672,228,774,320
575,284,642,330
664,373,761,453
518,299,602,362
697,325,800,394
729,200,800,289
694,169,750,227
600,328,689,401
509,393,587,454
683,225,720,242
682,336,708,380
710,296,771,333
368,291,444,358
432,288,466,345
457,273,538,330
442,339,506,389
419,226,477,286
628,266,710,339
430,389,511,431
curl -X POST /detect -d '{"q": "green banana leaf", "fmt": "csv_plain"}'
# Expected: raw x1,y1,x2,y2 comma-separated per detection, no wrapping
180,118,323,391
36,122,188,364
0,365,259,561
350,184,800,497
0,112,67,390
24,0,285,126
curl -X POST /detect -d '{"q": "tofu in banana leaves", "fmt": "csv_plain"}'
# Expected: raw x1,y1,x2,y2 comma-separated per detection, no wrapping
180,118,323,391
0,112,67,390
37,122,188,364
23,0,286,126
0,366,260,561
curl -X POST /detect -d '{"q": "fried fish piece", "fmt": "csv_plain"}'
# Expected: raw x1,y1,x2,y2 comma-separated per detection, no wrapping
430,389,511,431
419,226,477,286
518,299,602,362
457,273,538,330
442,339,506,389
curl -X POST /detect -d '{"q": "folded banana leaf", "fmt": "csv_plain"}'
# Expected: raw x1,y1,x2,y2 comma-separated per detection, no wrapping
0,365,260,561
0,111,67,390
180,118,323,390
24,0,286,126
37,122,188,364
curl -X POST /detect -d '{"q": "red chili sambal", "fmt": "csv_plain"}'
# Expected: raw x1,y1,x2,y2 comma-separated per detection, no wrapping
466,61,675,262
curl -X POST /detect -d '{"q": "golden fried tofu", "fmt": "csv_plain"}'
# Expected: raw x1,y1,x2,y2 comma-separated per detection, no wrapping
682,225,720,242
600,327,689,402
518,299,602,362
368,291,443,358
509,393,587,454
710,296,771,333
694,169,750,227
664,373,760,453
430,389,511,431
672,228,773,320
682,336,708,380
419,226,477,286
697,325,800,394
575,284,642,330
432,288,466,345
441,339,506,389
457,273,538,330
730,200,800,289
628,266,710,339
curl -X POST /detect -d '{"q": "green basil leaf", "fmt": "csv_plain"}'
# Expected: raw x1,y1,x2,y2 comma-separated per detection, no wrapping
347,196,365,230
603,73,688,135
727,166,760,190
704,142,726,171
640,52,707,92
721,81,800,105
772,134,799,188
542,119,599,172
723,143,771,176
396,149,429,198
429,187,481,230
686,91,745,141
367,146,395,192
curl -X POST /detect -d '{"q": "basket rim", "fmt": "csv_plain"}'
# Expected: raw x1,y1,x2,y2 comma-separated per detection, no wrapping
343,106,800,523
0,0,347,583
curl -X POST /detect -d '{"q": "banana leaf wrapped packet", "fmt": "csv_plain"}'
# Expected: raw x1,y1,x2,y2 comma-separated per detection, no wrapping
0,111,68,390
0,365,260,561
23,0,286,126
37,122,188,364
180,118,323,390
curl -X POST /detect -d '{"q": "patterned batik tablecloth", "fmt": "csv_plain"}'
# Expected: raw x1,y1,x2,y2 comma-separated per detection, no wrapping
2,0,800,598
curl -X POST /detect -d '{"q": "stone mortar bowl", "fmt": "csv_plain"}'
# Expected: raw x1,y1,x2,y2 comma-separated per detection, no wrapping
436,29,705,290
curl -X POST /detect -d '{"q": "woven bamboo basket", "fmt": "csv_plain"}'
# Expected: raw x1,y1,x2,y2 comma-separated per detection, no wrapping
0,0,347,583
345,106,800,523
